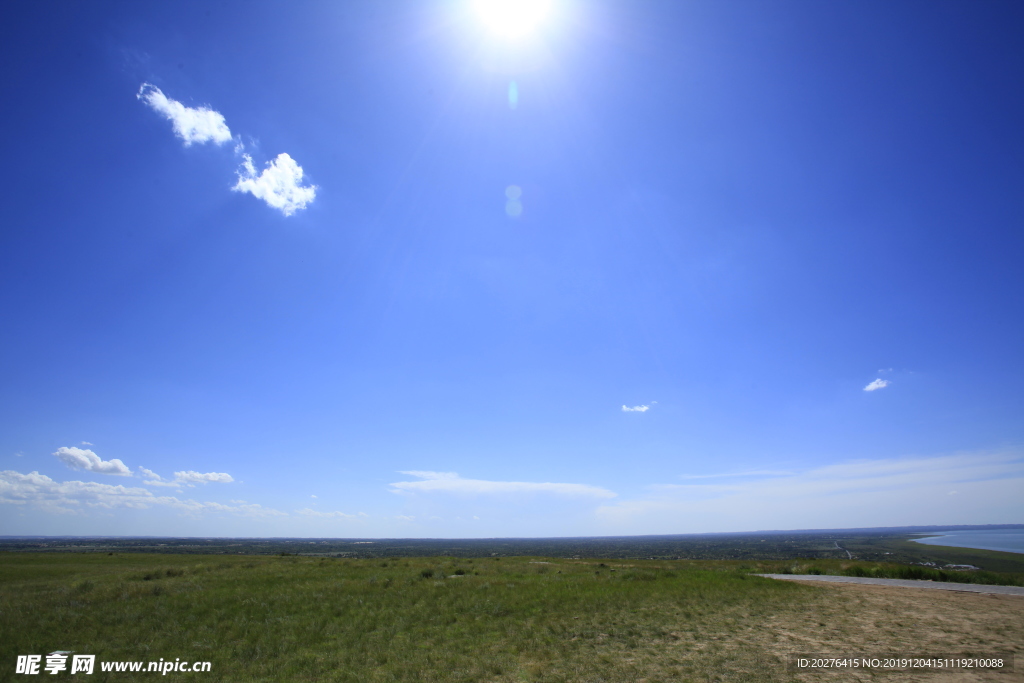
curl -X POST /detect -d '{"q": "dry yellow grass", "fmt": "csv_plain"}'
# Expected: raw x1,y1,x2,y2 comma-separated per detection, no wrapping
609,581,1023,683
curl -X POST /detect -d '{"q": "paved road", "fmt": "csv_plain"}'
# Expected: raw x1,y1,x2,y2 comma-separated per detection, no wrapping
756,574,1024,596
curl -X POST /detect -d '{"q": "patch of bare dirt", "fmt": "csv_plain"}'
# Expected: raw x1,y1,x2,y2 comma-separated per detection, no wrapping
756,581,1023,682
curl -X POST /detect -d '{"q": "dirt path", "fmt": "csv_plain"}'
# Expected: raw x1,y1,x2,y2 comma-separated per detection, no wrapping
758,573,1024,596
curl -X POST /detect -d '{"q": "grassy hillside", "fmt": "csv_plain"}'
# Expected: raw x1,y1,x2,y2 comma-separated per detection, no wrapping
1,553,1021,682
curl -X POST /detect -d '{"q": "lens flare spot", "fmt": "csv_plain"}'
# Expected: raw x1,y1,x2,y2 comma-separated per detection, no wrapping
505,186,523,218
508,80,519,109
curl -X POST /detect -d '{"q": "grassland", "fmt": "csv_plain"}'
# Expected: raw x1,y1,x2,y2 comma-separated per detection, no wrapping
2,552,1022,682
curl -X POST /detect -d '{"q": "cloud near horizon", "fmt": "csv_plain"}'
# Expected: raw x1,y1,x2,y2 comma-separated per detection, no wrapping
595,450,1024,533
137,83,232,146
53,447,131,476
390,471,616,498
863,378,890,391
0,470,282,517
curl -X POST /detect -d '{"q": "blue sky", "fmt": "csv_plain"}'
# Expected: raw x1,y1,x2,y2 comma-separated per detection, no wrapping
1,0,1022,537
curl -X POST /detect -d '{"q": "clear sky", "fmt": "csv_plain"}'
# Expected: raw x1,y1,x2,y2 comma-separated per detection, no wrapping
1,0,1022,538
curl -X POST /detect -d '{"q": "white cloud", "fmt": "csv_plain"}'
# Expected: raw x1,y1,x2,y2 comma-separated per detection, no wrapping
136,467,232,487
400,470,459,480
80,441,93,446
53,447,131,476
173,470,234,485
678,469,794,480
296,508,359,519
137,82,317,216
622,404,650,412
0,470,283,517
864,378,890,391
137,83,232,146
137,466,161,480
233,153,316,216
595,451,1024,533
137,466,180,487
390,471,616,498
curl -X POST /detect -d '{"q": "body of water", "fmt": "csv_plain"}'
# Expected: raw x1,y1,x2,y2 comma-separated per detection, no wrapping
911,529,1024,554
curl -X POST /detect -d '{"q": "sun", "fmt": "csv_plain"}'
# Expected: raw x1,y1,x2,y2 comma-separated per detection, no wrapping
473,0,552,39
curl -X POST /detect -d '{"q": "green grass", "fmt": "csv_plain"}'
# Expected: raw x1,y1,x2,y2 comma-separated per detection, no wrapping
1,553,811,682
2,553,1020,682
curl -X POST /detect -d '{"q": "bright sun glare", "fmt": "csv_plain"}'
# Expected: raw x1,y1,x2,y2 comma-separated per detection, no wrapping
473,0,552,39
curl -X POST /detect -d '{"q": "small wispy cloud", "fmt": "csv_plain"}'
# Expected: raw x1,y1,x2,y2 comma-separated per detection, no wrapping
80,441,93,446
401,470,459,480
233,153,317,216
173,470,234,485
53,447,131,476
622,404,650,413
137,466,161,480
390,471,616,498
678,469,794,480
137,83,232,146
863,378,890,392
296,508,364,519
137,467,233,487
137,466,180,487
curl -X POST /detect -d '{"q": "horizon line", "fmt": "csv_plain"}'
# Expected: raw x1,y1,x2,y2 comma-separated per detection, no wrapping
2,523,1022,542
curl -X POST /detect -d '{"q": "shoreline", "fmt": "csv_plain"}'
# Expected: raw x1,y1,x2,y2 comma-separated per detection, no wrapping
910,533,1024,556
